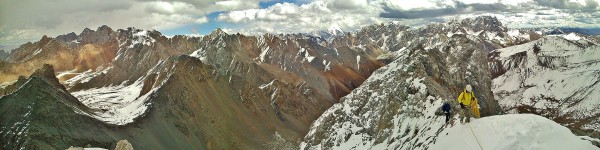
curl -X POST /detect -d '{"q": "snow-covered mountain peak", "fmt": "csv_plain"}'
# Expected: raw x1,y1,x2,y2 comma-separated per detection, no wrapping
311,23,346,41
209,28,227,37
327,23,344,35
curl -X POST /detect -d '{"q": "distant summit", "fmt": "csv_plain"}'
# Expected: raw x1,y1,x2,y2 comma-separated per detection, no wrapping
311,23,346,41
0,49,8,60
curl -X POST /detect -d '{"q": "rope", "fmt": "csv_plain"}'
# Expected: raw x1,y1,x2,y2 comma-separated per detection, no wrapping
467,123,484,150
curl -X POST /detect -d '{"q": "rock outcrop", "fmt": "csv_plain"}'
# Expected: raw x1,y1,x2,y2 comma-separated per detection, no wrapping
115,139,134,150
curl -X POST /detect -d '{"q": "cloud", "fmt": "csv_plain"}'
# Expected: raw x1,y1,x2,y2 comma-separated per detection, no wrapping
534,0,600,10
380,0,515,19
329,0,368,9
216,0,385,35
136,0,268,13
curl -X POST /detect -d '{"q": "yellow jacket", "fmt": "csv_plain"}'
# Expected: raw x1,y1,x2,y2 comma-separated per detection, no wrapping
457,90,475,105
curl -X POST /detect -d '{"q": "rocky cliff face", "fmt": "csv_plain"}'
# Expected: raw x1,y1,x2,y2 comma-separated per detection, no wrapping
489,34,600,138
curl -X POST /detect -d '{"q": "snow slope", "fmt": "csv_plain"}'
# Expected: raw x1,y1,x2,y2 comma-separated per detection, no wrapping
491,36,600,133
432,114,597,150
71,78,155,125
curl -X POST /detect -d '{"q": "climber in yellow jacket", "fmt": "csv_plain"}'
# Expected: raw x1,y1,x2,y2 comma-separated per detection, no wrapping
457,84,480,123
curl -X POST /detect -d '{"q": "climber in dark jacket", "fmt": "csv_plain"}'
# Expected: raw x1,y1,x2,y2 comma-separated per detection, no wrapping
442,101,452,123
442,102,452,123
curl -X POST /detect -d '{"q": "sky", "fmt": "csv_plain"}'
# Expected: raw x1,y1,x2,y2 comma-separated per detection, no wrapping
1,0,599,52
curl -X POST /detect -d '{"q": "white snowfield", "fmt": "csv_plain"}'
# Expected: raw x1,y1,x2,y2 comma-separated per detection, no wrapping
71,78,155,125
431,114,598,150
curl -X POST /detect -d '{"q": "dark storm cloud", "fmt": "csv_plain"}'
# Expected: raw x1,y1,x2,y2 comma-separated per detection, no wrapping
380,2,509,19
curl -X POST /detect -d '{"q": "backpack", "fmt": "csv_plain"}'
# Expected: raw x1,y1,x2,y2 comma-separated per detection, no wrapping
442,102,451,112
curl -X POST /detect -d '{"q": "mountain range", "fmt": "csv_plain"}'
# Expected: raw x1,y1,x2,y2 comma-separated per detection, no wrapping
1,16,598,149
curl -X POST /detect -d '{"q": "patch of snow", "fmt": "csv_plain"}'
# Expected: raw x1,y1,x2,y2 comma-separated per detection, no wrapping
356,44,365,50
496,39,536,58
190,48,207,62
303,48,316,62
63,66,113,88
465,29,484,36
259,47,271,63
508,29,521,37
535,31,543,35
406,77,427,95
32,48,42,56
298,48,316,63
381,34,389,51
562,33,582,41
324,61,332,71
127,30,156,49
356,55,361,70
259,80,275,89
22,48,43,61
56,69,80,80
447,31,464,38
